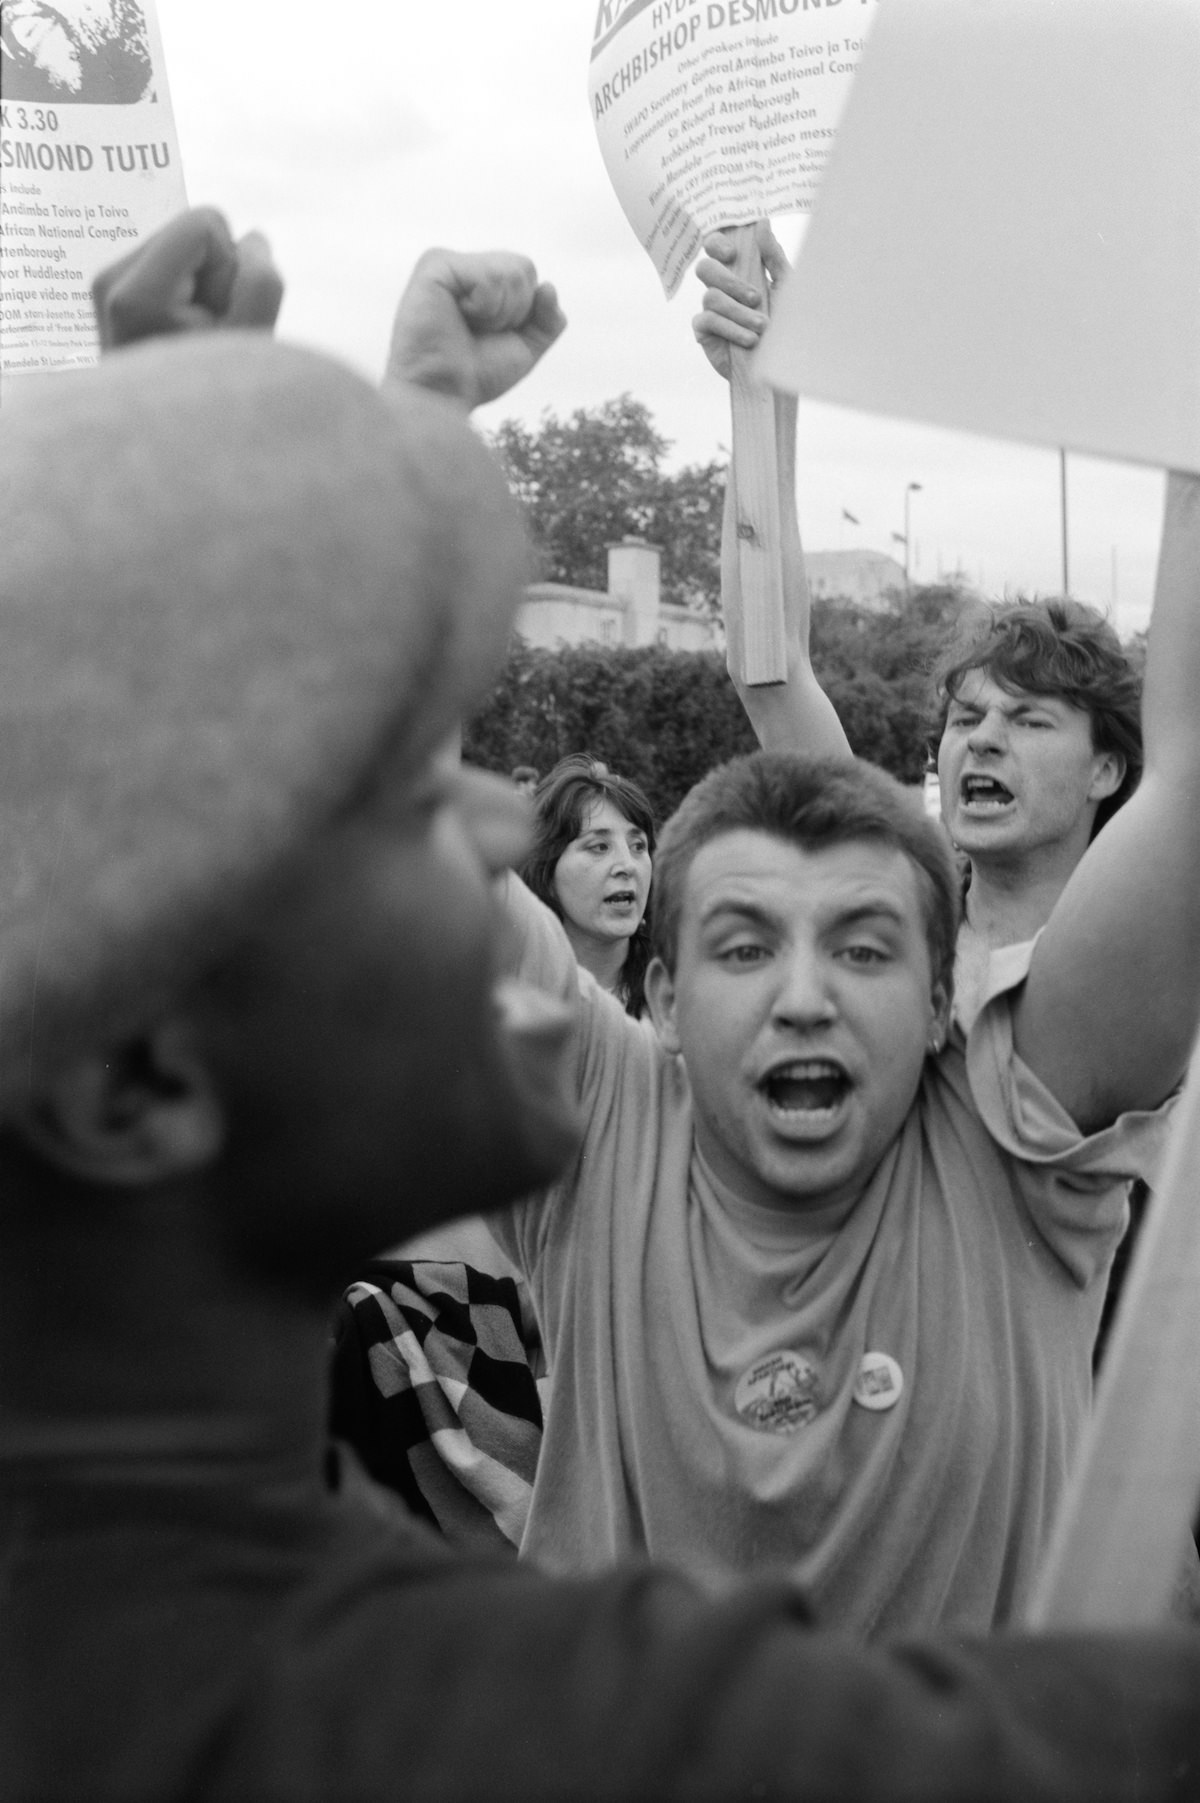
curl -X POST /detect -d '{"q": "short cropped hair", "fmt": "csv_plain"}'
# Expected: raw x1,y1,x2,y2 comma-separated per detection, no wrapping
931,598,1142,837
651,752,959,1000
521,754,658,1016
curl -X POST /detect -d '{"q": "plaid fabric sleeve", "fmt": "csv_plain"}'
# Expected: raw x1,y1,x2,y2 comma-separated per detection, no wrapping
329,1257,544,1554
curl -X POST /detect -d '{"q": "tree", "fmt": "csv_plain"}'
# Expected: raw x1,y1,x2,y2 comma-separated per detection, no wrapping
810,584,974,782
644,456,728,614
487,395,725,614
464,641,755,821
464,584,980,807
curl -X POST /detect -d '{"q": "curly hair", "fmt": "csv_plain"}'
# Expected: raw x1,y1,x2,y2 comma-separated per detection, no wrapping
930,598,1143,838
521,755,657,1016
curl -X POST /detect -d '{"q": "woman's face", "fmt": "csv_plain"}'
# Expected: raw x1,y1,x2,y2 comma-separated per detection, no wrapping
552,795,652,950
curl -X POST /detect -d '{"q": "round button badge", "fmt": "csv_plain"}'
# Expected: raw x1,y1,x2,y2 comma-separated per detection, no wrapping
853,1351,904,1411
734,1350,820,1434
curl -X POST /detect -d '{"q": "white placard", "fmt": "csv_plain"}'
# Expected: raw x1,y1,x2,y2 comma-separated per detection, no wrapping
755,0,1200,474
589,0,879,297
1,0,187,380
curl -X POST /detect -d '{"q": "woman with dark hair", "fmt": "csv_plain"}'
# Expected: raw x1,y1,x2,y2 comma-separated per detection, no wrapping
521,754,656,1016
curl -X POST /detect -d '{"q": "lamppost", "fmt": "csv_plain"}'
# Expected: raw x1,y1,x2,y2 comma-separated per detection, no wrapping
903,482,922,584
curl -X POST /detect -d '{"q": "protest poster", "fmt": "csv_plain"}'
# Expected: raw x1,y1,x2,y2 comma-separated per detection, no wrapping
755,0,1200,474
589,0,877,298
1,0,187,380
590,0,880,684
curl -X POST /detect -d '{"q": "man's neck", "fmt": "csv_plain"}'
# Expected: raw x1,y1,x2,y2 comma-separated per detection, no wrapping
963,844,1084,948
0,1175,332,1488
563,923,629,996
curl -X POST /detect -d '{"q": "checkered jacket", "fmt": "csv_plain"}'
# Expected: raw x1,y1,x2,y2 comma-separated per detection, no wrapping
330,1257,544,1552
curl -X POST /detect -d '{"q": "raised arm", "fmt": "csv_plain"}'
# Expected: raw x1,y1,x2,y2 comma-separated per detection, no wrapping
1012,471,1200,1130
693,225,850,759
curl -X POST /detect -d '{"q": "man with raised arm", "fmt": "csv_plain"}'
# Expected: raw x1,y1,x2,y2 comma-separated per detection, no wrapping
482,268,1200,1626
694,230,1157,1382
692,227,1144,1032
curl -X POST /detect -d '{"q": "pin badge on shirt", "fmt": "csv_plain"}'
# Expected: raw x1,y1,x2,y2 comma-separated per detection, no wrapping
734,1350,820,1434
853,1351,904,1411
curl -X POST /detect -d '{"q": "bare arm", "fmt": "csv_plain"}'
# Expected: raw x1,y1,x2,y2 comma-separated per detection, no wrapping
1012,472,1200,1129
694,225,850,759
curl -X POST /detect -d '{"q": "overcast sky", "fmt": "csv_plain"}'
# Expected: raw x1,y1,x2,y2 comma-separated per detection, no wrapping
152,0,1166,635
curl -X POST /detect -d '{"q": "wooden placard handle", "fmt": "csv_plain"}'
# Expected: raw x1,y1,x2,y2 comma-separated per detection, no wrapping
1027,1031,1200,1628
726,222,789,687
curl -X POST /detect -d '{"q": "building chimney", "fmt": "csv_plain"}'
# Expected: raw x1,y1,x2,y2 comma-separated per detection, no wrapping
607,539,661,647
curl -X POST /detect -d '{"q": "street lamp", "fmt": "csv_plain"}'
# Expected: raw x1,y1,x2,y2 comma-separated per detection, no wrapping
903,482,923,584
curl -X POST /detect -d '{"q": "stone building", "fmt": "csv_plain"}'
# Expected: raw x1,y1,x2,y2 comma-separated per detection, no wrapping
514,542,914,652
516,540,719,653
801,549,909,609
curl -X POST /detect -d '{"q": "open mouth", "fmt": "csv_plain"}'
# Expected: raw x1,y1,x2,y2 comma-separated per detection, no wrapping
604,889,637,909
761,1059,851,1119
959,774,1014,812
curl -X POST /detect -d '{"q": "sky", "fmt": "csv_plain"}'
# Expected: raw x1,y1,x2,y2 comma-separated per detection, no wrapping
151,0,1166,636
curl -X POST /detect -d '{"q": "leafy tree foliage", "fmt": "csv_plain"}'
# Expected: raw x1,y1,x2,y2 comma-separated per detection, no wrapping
810,583,975,782
464,639,754,822
463,584,976,818
487,395,725,614
470,401,1149,815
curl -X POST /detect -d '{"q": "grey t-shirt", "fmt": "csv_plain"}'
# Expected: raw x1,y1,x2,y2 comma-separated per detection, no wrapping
493,882,1171,1638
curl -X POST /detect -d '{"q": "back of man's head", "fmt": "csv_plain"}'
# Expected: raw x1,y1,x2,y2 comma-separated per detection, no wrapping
0,332,528,1112
931,597,1143,836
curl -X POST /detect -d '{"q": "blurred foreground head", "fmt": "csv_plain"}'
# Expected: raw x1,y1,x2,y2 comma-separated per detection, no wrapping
0,334,577,1280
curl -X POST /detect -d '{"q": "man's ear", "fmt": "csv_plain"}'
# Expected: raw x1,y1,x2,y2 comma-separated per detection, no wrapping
928,980,952,1056
1089,748,1125,802
644,956,682,1054
16,1021,226,1187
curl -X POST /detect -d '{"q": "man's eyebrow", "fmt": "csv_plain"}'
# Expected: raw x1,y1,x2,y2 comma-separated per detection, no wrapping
697,896,779,931
949,693,1059,717
830,899,908,932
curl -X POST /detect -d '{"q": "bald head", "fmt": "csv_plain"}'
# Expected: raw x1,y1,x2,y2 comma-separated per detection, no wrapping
0,332,528,1105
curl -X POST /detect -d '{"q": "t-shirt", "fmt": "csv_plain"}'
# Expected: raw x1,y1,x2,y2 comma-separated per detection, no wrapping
8,1446,1200,1802
490,881,1172,1639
